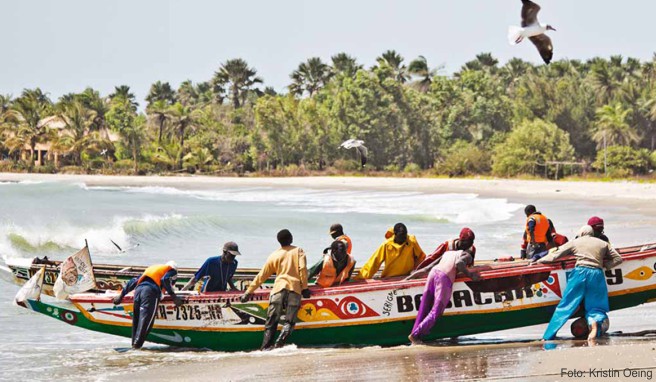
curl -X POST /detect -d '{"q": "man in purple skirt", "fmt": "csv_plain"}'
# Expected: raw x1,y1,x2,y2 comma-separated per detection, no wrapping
408,228,479,344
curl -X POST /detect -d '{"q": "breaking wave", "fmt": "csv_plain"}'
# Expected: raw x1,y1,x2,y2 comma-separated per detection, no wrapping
0,213,216,259
81,185,522,224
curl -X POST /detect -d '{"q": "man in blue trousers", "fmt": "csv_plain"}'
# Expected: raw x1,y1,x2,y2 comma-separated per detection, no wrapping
113,261,183,349
534,225,623,340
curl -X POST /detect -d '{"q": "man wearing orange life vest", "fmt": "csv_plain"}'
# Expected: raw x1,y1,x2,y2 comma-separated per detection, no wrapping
309,239,356,287
328,223,352,255
520,205,556,260
113,261,183,349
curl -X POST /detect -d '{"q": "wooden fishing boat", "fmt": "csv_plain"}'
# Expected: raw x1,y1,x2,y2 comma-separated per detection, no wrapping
12,242,656,351
3,242,652,295
1,258,268,294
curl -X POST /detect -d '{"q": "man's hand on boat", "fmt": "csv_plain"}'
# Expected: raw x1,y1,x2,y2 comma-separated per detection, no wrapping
240,292,251,303
172,295,184,307
301,288,311,298
112,295,122,305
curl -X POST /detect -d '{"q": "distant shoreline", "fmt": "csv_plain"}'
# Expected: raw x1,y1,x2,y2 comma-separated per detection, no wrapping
3,172,656,204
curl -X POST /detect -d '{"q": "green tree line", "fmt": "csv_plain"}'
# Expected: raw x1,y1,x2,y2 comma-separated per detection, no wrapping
1,52,656,178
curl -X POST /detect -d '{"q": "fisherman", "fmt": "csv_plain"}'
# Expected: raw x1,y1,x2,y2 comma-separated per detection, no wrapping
534,225,623,340
240,229,310,350
520,205,556,259
328,223,352,255
414,227,476,271
181,241,241,292
113,261,183,349
356,223,426,279
408,235,479,344
308,239,356,287
587,216,610,243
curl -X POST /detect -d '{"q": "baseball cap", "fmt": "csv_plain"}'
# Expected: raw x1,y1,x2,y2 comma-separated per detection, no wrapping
223,241,242,256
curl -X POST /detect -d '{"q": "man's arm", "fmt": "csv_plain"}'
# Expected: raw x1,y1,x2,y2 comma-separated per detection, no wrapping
456,254,479,281
603,245,623,270
527,218,536,243
355,245,385,279
161,269,178,297
227,279,239,291
307,258,324,280
411,236,426,268
113,277,138,304
537,241,574,263
299,249,308,291
345,260,356,281
181,276,198,291
245,258,275,294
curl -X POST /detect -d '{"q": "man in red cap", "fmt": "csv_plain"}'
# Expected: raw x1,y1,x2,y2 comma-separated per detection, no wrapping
413,227,476,271
587,216,609,243
408,227,479,344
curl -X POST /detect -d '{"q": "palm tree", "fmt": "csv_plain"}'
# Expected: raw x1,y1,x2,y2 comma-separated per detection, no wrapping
54,100,102,166
212,59,263,109
146,100,171,143
375,50,409,83
289,57,332,97
165,103,199,169
110,85,139,110
4,89,53,169
331,53,362,77
461,53,499,74
145,81,176,107
408,56,440,93
592,103,639,148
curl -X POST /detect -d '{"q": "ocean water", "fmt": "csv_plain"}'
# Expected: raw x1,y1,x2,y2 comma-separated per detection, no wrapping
0,179,655,381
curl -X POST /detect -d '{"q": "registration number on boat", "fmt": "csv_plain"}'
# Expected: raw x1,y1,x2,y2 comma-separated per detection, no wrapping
156,304,224,321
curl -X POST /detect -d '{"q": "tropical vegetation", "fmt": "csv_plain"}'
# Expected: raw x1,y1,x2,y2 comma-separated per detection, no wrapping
1,52,656,179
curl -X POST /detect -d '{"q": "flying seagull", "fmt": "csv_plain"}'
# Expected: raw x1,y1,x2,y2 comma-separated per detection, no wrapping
508,0,556,64
339,139,368,168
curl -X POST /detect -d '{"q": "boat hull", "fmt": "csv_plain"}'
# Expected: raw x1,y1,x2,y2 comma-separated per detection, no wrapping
18,247,656,351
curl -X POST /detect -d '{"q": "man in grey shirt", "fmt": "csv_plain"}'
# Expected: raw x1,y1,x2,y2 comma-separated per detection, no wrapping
534,225,623,340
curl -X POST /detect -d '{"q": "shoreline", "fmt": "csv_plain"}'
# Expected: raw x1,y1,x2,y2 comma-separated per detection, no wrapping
123,338,656,381
4,173,656,217
3,172,656,202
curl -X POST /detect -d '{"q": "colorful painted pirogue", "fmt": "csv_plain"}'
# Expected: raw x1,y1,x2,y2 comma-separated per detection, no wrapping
2,258,269,294
8,243,656,351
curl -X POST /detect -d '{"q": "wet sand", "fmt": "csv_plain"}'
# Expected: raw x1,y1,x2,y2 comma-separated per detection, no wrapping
124,337,656,382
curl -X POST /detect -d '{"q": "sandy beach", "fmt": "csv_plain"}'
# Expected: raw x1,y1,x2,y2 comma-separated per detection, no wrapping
3,172,656,201
124,338,656,382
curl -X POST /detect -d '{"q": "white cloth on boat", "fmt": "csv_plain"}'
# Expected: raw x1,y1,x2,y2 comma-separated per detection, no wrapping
14,266,45,305
53,246,97,300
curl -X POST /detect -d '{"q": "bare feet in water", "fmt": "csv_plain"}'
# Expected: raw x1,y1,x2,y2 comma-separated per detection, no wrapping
588,321,598,341
408,334,423,345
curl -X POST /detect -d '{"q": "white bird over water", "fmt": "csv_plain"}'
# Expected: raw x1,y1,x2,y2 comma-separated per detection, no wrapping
508,0,556,64
339,139,368,168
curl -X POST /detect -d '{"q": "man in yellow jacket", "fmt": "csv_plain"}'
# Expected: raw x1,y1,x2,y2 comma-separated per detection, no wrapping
356,223,426,279
240,229,310,350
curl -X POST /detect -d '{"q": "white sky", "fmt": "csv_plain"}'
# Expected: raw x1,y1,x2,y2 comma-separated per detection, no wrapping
1,0,655,105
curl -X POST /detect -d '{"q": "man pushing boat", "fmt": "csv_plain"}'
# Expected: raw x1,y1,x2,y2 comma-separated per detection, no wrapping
534,225,623,341
408,228,480,345
240,229,310,350
112,261,183,349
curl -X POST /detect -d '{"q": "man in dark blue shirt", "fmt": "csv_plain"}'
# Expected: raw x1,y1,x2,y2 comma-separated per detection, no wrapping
182,241,241,292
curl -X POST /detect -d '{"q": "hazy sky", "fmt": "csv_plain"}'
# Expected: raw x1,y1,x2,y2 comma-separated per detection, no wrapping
2,0,655,105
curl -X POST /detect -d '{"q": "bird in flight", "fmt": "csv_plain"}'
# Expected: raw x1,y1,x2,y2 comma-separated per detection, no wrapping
508,0,556,64
339,139,368,168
